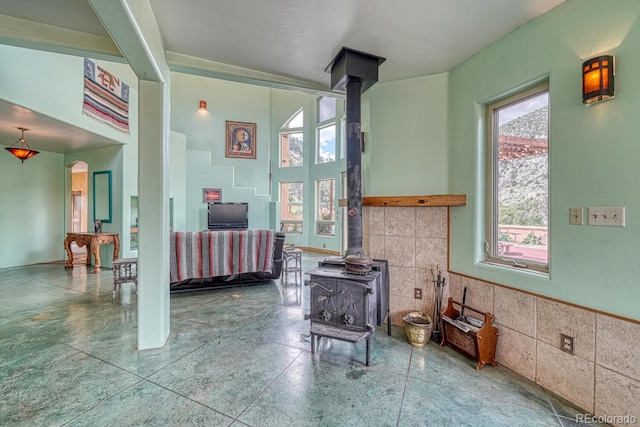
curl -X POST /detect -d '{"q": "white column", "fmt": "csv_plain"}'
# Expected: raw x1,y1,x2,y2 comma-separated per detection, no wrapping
89,0,172,350
137,79,170,349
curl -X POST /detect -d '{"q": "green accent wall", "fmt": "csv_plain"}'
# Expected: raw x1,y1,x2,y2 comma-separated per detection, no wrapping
0,150,64,268
363,73,449,196
170,72,272,195
448,0,640,320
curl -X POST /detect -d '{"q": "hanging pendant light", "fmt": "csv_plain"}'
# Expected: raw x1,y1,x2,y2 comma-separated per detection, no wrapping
5,127,39,163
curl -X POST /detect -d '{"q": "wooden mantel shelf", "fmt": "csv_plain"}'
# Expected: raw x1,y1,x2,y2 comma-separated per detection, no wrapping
338,194,466,207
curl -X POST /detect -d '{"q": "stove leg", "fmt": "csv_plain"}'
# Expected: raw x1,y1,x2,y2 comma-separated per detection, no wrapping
387,308,391,336
311,333,316,354
366,337,371,366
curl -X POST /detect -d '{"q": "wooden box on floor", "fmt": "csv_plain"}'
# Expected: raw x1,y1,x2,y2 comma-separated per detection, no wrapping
440,297,499,370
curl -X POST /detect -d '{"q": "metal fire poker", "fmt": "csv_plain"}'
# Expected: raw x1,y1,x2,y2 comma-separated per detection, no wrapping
431,265,446,343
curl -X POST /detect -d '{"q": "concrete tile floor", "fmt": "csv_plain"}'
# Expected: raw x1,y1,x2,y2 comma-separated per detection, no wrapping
0,252,604,426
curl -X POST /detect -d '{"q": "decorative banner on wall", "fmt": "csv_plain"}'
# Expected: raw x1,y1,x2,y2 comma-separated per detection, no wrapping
82,58,130,132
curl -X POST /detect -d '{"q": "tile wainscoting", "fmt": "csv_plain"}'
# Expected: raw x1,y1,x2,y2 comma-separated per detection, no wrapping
362,205,640,423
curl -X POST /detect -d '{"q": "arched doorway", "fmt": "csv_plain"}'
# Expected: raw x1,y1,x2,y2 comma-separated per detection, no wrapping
70,161,88,233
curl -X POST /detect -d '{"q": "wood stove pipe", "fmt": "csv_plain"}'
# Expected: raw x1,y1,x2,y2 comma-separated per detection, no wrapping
345,76,364,256
326,48,385,257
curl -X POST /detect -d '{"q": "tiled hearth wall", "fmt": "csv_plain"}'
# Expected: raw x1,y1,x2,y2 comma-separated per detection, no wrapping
362,206,640,422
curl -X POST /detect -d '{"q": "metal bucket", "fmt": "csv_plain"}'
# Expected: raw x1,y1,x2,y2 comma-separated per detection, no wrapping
403,312,433,347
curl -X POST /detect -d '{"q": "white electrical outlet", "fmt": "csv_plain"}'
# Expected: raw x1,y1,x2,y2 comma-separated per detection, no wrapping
587,207,625,227
569,208,583,225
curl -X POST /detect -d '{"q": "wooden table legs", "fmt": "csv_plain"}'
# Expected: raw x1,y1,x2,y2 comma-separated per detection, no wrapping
64,233,120,272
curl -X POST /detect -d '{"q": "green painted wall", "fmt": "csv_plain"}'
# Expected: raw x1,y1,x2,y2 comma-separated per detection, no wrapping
0,150,64,268
362,73,449,196
169,131,187,232
171,72,275,232
448,0,640,320
170,72,272,195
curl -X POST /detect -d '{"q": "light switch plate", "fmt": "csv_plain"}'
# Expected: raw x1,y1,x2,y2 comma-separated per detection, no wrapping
569,208,583,225
588,207,625,227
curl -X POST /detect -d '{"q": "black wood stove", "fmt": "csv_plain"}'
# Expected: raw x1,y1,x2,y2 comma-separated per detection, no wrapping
305,48,388,366
306,259,389,366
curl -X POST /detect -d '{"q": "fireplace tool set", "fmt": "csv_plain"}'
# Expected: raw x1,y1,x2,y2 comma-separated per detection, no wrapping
431,265,446,343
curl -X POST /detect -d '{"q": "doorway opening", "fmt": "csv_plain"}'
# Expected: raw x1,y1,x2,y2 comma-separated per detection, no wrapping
69,161,89,261
70,161,88,232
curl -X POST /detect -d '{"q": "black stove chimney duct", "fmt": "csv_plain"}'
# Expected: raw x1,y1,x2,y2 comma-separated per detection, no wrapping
326,48,385,257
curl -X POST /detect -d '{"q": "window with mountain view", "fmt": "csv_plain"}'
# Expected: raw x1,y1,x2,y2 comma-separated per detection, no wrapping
281,110,303,168
316,179,335,235
486,83,549,274
280,182,303,233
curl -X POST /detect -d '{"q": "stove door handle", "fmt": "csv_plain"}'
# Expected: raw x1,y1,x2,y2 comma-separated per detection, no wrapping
306,281,333,293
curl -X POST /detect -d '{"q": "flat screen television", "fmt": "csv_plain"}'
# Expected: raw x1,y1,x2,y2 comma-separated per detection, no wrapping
207,202,248,230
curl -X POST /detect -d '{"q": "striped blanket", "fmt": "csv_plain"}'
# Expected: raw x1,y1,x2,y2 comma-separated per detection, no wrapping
170,230,275,284
82,58,130,132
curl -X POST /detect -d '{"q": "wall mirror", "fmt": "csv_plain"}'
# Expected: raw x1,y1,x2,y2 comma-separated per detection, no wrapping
93,170,112,223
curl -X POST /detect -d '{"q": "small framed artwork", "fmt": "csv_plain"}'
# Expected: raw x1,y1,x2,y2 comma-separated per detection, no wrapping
203,188,222,203
226,121,256,159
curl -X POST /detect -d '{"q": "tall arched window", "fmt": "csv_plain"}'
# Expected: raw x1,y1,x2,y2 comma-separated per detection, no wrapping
280,109,303,168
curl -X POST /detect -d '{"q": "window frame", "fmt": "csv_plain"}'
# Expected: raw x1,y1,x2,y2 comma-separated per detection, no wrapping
484,82,549,275
317,96,336,123
316,123,336,164
280,109,304,168
279,131,304,168
280,181,303,234
315,178,335,236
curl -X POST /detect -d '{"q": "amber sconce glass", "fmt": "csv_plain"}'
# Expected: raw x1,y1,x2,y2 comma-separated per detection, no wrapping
582,55,614,104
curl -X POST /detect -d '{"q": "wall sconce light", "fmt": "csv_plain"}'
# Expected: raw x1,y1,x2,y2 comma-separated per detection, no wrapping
199,100,207,110
582,55,615,104
5,127,39,163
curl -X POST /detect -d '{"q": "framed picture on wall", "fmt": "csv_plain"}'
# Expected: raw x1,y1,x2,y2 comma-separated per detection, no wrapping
203,188,222,203
226,121,256,159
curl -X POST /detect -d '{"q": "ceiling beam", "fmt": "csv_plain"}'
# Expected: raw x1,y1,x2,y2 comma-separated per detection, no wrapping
88,0,167,82
167,51,343,98
0,13,123,63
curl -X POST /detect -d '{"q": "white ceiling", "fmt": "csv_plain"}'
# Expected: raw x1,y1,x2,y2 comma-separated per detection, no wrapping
0,0,565,154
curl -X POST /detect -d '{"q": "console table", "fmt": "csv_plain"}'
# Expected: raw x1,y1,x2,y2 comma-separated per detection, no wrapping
64,232,120,272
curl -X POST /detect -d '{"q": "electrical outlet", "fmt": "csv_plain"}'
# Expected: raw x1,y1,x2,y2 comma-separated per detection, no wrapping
560,333,574,355
414,288,422,299
569,207,583,225
587,207,625,227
